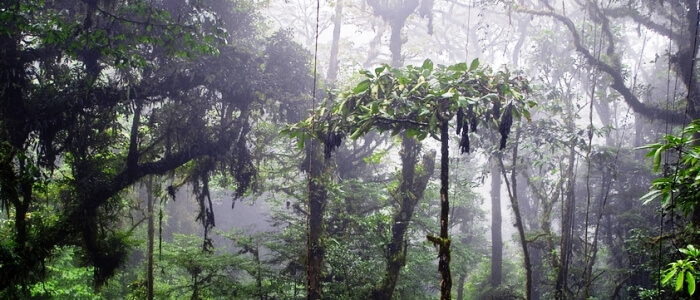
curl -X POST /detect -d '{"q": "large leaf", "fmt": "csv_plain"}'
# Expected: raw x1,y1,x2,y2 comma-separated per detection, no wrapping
353,79,371,94
640,190,661,205
677,270,685,292
687,272,696,295
653,146,663,172
469,58,480,71
662,268,678,285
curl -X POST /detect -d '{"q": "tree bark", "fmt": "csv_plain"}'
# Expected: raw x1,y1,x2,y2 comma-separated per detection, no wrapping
490,157,503,288
437,120,452,299
497,128,532,300
326,0,343,84
146,176,155,300
555,143,576,300
306,139,328,300
371,135,434,299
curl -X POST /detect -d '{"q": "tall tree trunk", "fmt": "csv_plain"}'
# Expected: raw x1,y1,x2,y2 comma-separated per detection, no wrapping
326,0,343,84
457,273,466,300
146,176,155,300
490,158,502,288
368,5,421,297
371,135,434,299
523,167,563,300
497,128,532,300
437,120,452,299
389,19,405,68
307,139,328,300
555,144,576,300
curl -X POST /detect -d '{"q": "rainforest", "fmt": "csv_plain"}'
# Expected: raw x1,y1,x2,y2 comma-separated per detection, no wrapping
1,0,699,299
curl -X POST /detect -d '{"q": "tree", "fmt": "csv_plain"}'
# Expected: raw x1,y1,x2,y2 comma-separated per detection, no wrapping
517,0,695,124
285,58,531,299
0,0,311,295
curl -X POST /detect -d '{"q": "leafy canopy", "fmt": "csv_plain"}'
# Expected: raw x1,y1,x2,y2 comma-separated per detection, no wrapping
283,58,533,154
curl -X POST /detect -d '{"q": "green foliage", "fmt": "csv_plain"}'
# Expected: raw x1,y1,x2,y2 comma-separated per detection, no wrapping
662,245,699,296
282,58,531,154
640,119,700,217
28,246,100,300
0,0,312,293
462,256,525,300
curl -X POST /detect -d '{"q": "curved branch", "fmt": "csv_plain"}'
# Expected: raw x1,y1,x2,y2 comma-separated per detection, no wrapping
603,6,681,41
519,8,686,124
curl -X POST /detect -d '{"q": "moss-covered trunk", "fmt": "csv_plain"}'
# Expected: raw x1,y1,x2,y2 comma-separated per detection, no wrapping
371,135,434,299
307,139,328,300
437,120,452,299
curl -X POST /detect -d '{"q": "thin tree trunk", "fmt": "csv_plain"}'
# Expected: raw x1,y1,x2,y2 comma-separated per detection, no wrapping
389,20,405,68
437,120,452,299
555,144,576,300
307,139,328,300
146,176,154,300
457,273,466,300
326,0,343,84
191,272,199,300
371,135,434,299
490,158,502,288
497,128,531,300
254,243,263,300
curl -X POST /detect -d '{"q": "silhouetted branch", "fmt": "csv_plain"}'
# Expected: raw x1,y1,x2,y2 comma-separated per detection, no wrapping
518,8,686,124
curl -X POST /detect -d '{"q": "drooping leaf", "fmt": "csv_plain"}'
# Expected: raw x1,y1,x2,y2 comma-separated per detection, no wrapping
677,270,686,291
663,268,678,285
469,58,480,71
653,147,663,172
687,272,696,295
640,190,661,205
375,65,386,76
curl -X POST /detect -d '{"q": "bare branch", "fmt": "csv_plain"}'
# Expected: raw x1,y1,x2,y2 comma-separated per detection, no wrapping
518,8,686,124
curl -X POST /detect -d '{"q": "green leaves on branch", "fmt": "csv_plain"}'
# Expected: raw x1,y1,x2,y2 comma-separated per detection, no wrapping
639,119,700,215
283,59,532,157
662,245,699,296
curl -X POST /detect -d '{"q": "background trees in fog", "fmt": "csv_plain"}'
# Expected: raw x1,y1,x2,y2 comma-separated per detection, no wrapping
1,0,699,299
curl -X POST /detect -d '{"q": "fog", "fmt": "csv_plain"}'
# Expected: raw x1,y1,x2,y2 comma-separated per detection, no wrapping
1,0,697,299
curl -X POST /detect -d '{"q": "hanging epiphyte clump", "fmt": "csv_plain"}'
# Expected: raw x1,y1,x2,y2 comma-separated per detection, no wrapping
498,103,513,150
467,104,477,132
492,99,501,120
324,126,345,159
459,123,470,154
456,106,464,135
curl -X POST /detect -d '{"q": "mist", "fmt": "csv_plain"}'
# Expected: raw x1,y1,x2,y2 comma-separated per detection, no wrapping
0,0,697,299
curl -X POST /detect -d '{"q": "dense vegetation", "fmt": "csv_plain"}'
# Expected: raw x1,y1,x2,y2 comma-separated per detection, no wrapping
1,0,699,299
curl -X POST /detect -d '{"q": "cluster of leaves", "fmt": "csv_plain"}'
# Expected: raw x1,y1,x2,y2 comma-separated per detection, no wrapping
640,119,700,217
0,0,312,294
28,246,100,299
283,58,533,154
662,245,699,296
640,120,700,297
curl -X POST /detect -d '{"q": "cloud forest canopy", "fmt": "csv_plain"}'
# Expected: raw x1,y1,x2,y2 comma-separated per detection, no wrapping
2,0,700,299
284,58,532,299
0,0,311,294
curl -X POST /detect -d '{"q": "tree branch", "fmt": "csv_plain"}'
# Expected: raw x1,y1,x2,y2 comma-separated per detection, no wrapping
603,6,680,41
518,8,686,124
